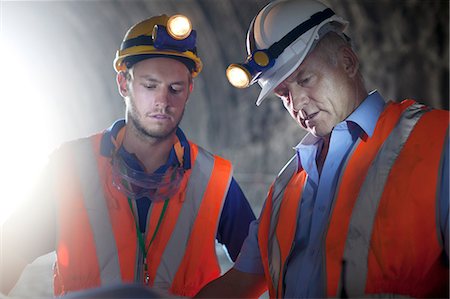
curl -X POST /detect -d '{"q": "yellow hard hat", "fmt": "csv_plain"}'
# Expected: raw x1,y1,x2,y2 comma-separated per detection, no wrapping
114,14,203,77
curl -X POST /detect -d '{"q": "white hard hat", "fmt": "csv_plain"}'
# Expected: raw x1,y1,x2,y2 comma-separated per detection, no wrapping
226,0,348,106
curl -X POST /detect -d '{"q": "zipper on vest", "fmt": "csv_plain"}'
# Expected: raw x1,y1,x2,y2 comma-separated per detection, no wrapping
136,233,145,283
143,257,150,285
130,198,170,285
135,234,151,285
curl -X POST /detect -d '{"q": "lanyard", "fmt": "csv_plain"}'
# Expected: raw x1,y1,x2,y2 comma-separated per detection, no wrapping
127,197,169,284
113,125,181,283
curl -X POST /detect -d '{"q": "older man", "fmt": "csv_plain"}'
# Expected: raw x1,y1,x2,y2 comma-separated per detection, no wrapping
196,0,449,298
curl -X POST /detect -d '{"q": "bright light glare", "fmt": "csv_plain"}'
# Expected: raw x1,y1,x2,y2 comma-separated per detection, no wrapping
0,43,58,225
226,65,251,88
167,15,192,39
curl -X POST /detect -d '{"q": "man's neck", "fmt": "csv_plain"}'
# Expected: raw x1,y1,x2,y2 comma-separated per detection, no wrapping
315,81,368,176
316,135,330,176
122,125,176,174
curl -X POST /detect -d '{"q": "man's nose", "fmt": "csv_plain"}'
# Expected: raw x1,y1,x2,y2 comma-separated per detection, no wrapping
154,88,170,107
290,88,310,112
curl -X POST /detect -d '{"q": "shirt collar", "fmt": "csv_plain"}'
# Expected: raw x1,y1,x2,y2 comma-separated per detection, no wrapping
346,90,386,138
100,119,192,171
293,90,386,171
294,134,322,178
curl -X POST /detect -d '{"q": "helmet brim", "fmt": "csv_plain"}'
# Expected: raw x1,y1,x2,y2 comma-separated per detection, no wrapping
114,45,202,76
256,46,308,106
123,54,197,73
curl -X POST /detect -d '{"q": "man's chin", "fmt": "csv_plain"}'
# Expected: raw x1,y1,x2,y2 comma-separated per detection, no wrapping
310,128,332,138
142,127,177,140
129,113,181,140
142,126,177,139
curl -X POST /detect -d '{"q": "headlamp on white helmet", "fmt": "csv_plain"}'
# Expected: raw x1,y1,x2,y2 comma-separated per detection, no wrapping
227,8,335,89
226,0,349,105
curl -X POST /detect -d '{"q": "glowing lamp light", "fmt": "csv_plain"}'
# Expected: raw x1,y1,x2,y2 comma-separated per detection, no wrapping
226,64,251,88
167,15,192,40
0,43,58,225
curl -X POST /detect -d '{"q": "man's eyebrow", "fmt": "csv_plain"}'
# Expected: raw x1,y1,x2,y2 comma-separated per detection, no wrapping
139,76,161,83
138,76,187,86
286,69,305,83
171,81,187,86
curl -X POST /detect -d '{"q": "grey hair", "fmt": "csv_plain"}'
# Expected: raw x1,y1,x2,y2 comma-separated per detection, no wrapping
308,22,353,65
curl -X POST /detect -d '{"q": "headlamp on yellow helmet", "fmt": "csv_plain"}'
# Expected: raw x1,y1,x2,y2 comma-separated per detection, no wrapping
152,14,196,52
166,14,192,39
114,14,202,77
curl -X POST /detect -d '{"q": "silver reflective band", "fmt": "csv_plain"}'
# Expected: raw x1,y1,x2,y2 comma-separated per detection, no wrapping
267,155,302,296
341,103,427,297
152,146,231,287
74,138,122,285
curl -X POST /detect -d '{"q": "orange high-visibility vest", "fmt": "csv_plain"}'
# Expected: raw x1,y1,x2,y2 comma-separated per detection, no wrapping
258,100,449,298
52,133,233,297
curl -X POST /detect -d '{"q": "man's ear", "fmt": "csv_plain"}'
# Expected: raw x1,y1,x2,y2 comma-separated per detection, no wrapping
340,46,359,78
117,71,129,97
189,80,194,93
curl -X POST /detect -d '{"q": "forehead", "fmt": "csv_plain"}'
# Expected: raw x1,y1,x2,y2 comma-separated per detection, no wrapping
131,57,190,81
285,46,331,82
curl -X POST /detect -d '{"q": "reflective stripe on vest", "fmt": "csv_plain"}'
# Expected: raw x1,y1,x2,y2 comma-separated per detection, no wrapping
171,145,233,296
326,102,449,298
340,102,426,296
54,135,232,296
258,155,308,298
152,144,215,287
74,138,122,285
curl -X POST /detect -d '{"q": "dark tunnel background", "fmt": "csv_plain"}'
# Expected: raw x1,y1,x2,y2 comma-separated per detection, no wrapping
0,0,448,296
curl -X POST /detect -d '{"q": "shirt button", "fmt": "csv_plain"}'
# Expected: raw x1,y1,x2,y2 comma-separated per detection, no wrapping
318,206,326,212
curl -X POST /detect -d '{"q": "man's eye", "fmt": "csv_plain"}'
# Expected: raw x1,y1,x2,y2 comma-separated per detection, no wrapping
299,76,311,86
170,86,184,94
144,84,157,89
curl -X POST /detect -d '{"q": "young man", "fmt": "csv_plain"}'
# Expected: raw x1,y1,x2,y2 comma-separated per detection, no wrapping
0,14,255,297
196,0,449,297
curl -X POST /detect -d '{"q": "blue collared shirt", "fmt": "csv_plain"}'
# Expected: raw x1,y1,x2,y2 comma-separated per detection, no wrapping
100,120,256,261
234,91,449,297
